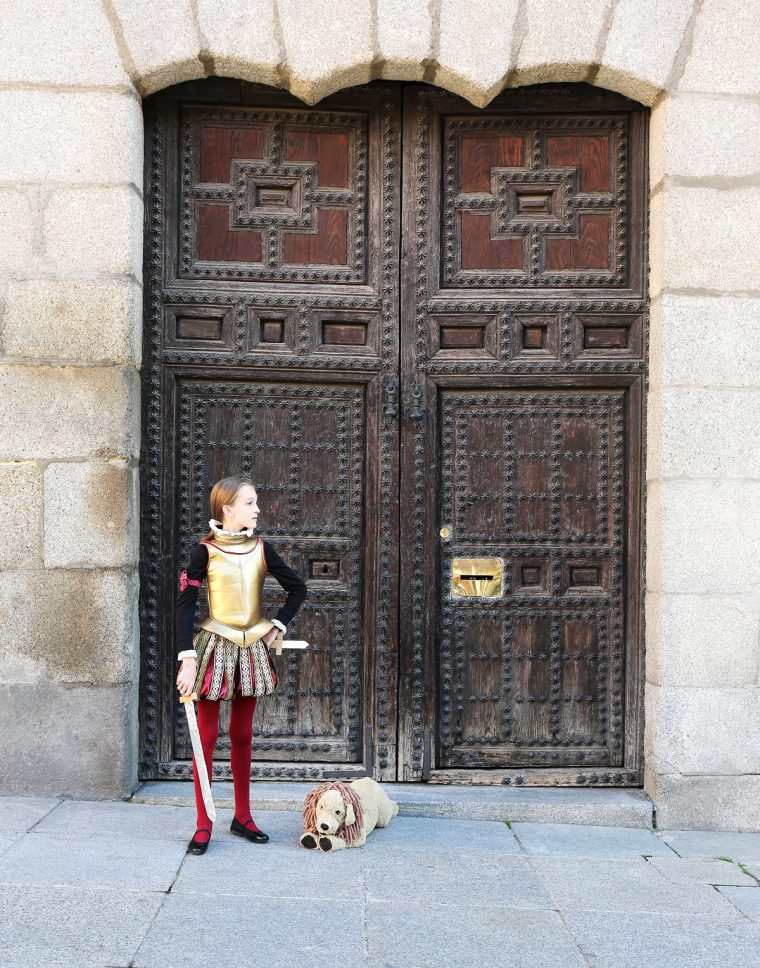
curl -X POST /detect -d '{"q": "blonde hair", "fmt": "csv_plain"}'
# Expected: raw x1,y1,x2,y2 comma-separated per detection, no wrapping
302,780,365,847
202,476,257,541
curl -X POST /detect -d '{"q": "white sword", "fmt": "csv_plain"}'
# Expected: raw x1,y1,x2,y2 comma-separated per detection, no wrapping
180,693,216,822
269,639,310,656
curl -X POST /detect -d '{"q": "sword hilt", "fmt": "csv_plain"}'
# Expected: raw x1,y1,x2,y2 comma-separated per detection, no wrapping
179,693,198,703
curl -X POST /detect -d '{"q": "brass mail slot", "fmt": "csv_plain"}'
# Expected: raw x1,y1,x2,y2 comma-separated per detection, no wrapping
451,558,504,598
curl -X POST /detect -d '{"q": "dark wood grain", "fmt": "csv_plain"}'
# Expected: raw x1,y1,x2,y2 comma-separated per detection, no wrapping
140,80,647,788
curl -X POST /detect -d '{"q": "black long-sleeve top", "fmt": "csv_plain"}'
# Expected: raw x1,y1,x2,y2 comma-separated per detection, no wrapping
175,540,308,653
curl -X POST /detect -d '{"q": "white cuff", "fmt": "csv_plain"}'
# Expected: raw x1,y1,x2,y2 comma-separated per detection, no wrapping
271,618,287,633
177,650,197,662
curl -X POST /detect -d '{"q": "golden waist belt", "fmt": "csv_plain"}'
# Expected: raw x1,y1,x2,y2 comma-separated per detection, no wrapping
200,616,274,648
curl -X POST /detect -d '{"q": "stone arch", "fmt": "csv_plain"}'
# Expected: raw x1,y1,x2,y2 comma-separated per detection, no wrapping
107,0,685,109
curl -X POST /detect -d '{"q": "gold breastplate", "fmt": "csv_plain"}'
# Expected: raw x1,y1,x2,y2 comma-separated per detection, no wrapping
200,536,274,646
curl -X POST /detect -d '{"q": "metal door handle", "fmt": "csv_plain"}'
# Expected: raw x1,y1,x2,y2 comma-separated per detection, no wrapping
383,374,399,418
407,380,425,422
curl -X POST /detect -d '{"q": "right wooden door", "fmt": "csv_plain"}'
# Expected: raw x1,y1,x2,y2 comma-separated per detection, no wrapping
398,84,647,785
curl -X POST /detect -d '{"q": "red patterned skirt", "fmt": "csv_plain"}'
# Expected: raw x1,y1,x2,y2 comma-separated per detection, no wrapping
191,629,278,701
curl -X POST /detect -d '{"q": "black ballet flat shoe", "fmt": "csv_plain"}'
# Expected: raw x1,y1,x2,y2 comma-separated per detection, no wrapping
230,816,269,844
187,827,212,855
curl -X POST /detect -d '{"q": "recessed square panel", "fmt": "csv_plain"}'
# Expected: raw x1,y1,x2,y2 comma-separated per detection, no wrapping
309,559,340,579
164,305,234,351
573,314,643,360
430,314,499,359
312,311,379,356
248,308,296,354
512,314,560,359
261,319,286,343
560,559,609,595
513,558,550,594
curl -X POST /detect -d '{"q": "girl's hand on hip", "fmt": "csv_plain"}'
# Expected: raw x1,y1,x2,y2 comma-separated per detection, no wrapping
176,658,198,696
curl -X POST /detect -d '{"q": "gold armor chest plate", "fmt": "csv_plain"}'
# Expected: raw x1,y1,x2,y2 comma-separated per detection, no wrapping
200,537,273,646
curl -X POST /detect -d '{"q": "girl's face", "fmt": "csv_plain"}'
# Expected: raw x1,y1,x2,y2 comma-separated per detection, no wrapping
222,484,260,532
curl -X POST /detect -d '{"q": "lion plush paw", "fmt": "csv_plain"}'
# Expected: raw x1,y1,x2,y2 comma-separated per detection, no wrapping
300,832,319,849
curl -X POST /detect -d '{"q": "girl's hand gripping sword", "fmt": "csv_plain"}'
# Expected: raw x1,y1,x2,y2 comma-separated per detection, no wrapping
179,693,216,821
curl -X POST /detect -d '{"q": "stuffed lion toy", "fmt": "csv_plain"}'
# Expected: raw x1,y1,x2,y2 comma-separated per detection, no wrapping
300,777,399,851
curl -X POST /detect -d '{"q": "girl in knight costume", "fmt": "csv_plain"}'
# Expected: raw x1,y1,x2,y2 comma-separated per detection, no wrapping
175,476,307,854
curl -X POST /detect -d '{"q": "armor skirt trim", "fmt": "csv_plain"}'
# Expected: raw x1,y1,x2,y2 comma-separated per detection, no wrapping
192,629,277,701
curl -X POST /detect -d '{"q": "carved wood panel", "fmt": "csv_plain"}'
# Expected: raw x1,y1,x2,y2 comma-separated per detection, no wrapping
140,82,401,782
140,80,646,788
180,105,366,282
399,85,647,785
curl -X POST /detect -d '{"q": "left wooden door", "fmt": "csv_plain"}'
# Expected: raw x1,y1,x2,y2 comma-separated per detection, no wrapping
139,81,402,781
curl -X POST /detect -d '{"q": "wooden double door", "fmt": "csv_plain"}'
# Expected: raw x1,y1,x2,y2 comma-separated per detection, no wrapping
139,80,647,786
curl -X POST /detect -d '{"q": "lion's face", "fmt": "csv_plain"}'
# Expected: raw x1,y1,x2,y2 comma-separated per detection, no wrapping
315,788,352,834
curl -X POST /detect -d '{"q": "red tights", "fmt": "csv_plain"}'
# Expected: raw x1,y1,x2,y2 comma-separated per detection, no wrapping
192,695,259,843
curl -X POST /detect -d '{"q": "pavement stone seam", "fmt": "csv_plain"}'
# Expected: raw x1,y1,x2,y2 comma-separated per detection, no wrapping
555,905,595,967
24,796,64,834
717,885,760,922
126,856,186,968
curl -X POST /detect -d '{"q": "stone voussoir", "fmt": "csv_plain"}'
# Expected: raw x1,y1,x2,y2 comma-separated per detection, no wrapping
109,0,205,95
376,0,433,82
195,0,282,87
435,0,519,108
278,0,375,104
679,0,760,97
514,0,608,87
595,0,693,106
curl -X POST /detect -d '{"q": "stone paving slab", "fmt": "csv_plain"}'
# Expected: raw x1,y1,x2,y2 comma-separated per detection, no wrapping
173,837,364,899
136,780,653,826
532,857,742,916
0,832,187,892
0,884,162,968
658,829,760,863
511,821,673,859
31,798,197,843
0,795,61,853
647,855,756,886
363,850,552,909
564,911,760,968
365,902,587,968
358,815,521,854
32,800,309,849
718,885,760,920
133,893,365,968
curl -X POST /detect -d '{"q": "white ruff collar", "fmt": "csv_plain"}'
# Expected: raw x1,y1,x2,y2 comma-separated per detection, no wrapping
209,518,255,538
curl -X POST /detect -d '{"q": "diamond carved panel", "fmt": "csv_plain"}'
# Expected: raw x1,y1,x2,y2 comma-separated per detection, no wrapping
181,107,367,283
444,117,626,288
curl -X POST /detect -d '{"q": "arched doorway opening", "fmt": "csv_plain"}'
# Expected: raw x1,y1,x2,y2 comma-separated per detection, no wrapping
139,79,647,786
